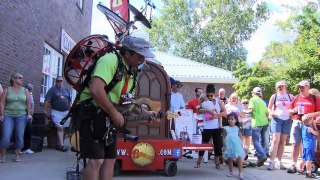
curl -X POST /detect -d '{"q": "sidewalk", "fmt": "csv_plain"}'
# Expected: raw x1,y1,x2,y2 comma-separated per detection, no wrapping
0,144,307,180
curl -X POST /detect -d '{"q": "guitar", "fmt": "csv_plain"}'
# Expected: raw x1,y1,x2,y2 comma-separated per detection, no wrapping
70,111,179,152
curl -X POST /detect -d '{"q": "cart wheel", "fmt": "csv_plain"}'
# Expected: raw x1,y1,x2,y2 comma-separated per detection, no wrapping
164,161,177,177
311,162,319,174
113,160,121,176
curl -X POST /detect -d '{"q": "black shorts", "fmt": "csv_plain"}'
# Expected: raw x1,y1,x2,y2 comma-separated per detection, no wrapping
199,128,223,156
79,120,117,159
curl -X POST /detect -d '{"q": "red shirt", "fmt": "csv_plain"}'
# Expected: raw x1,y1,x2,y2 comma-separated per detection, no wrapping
187,98,199,114
289,94,320,120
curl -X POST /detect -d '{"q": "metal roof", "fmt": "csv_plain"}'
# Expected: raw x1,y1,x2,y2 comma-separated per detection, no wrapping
151,51,238,84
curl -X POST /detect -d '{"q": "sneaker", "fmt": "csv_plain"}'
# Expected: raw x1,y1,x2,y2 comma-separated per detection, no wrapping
22,149,34,154
257,157,267,167
305,173,316,178
287,165,297,174
267,161,275,171
266,153,270,157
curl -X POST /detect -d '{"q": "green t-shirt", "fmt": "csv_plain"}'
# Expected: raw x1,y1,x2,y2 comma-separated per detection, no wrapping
248,96,268,127
4,87,27,117
79,53,134,104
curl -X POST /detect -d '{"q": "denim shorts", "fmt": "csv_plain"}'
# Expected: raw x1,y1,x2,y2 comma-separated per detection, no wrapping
270,117,292,135
289,120,302,144
242,128,252,136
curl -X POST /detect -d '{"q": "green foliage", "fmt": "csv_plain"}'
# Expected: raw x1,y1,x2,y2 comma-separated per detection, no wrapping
233,6,320,100
148,0,269,71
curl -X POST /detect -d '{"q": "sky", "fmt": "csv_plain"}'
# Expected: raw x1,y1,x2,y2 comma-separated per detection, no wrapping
91,0,316,64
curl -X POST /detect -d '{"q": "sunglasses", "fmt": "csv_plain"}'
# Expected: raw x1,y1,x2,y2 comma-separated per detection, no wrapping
56,80,63,82
242,102,248,104
207,95,214,98
15,77,23,80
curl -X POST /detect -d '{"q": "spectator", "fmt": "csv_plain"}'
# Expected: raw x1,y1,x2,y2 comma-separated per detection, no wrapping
241,99,252,159
170,80,185,111
194,84,226,169
267,80,294,170
297,115,318,178
225,93,245,125
248,87,269,167
219,88,228,104
287,80,320,174
0,73,32,162
0,84,3,96
186,88,203,114
44,76,72,152
22,83,35,154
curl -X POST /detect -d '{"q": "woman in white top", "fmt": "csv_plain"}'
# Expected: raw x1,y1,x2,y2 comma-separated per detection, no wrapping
194,84,227,169
267,80,294,170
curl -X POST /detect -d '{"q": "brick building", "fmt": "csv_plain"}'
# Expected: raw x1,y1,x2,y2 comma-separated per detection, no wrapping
153,52,238,104
0,0,93,112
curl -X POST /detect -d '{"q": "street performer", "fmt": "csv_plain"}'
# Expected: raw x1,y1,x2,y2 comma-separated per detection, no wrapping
76,36,156,180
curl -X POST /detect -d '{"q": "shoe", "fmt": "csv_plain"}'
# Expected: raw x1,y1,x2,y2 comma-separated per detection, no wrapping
238,173,244,180
227,172,233,177
56,145,68,152
194,161,201,168
296,169,305,175
305,173,316,178
22,149,34,154
12,157,21,162
287,165,297,174
257,157,267,167
0,157,5,163
279,163,286,170
266,153,270,157
267,161,275,171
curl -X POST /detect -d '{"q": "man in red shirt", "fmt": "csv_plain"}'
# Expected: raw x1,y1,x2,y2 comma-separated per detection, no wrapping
287,80,320,174
186,88,203,114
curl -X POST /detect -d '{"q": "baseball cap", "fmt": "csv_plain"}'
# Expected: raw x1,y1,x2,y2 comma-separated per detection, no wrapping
122,36,155,58
297,80,310,87
276,80,286,88
252,87,262,95
172,80,183,87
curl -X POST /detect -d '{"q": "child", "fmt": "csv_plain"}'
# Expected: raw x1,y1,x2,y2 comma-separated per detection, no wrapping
197,94,221,126
223,112,245,180
298,115,318,178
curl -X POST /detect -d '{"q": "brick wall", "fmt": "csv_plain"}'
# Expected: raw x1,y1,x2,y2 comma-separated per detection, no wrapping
0,0,93,113
179,82,235,105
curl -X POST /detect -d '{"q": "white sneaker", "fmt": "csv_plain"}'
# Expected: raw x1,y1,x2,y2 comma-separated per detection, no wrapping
23,149,34,155
267,161,275,171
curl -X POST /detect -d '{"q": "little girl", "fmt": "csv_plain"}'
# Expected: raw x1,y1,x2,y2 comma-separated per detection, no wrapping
298,115,318,178
223,112,245,179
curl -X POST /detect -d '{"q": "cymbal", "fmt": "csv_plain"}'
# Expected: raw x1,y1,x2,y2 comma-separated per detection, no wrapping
128,4,151,29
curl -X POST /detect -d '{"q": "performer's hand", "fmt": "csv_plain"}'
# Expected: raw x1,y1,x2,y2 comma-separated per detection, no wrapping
111,111,125,127
145,111,159,123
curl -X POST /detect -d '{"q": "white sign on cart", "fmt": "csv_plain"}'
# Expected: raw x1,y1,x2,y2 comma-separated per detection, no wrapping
173,109,195,143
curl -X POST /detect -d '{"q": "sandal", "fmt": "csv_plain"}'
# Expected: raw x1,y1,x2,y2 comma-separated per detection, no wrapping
56,145,68,152
216,164,221,169
194,161,201,168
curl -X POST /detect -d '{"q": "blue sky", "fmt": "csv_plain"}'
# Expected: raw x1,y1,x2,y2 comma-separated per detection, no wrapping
91,0,311,64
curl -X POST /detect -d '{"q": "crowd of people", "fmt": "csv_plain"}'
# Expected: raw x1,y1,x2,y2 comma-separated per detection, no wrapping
182,80,320,179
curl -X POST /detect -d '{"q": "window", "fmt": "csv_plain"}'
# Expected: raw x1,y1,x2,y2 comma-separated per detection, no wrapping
40,44,63,103
76,0,83,11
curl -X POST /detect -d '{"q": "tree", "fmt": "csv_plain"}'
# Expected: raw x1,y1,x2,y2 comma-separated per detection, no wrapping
148,0,269,71
233,6,320,99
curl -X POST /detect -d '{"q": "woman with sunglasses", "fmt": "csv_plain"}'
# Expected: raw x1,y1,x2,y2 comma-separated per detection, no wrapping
267,80,294,170
194,84,226,169
0,73,32,162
